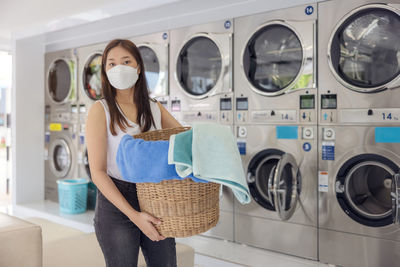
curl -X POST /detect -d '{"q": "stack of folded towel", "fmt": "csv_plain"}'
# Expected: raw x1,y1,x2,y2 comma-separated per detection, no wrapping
116,123,250,204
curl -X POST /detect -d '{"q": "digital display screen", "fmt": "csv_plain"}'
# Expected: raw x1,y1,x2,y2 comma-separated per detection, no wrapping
300,95,315,109
321,94,337,109
220,98,232,110
171,100,181,111
236,97,248,110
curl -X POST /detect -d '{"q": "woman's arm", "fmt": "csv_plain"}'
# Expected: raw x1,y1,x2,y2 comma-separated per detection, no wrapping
86,101,164,241
157,101,182,129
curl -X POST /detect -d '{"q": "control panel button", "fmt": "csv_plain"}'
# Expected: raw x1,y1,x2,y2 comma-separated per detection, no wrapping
302,127,314,140
323,128,335,140
238,126,247,138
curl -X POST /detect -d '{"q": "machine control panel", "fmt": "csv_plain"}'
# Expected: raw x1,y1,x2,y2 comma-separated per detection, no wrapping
340,108,400,124
79,104,87,114
321,94,337,123
236,97,248,123
220,97,233,124
50,112,71,122
71,104,78,114
299,94,316,123
182,111,217,122
251,109,296,123
171,99,181,111
45,105,51,121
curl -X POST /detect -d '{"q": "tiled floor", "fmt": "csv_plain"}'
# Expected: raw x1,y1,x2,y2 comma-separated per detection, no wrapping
177,235,328,267
3,201,329,267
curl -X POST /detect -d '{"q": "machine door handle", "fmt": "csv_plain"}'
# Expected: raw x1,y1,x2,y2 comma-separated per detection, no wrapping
273,153,299,221
392,173,400,225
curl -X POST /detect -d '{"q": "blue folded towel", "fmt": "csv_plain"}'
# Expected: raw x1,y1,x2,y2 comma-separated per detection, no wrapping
116,134,206,183
168,123,251,204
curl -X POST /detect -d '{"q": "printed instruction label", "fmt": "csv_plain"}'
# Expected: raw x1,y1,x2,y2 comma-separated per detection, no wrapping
322,141,335,160
318,171,329,192
237,140,246,155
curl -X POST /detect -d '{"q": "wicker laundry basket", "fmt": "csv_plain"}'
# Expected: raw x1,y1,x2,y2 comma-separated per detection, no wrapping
133,127,220,237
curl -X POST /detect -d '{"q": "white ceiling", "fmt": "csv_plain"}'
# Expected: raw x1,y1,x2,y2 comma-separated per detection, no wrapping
0,0,178,40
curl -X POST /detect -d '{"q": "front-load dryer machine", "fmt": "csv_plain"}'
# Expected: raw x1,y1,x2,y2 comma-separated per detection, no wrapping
318,0,400,125
169,19,233,128
44,49,79,201
131,31,170,110
76,42,106,180
233,4,318,259
234,3,317,127
234,124,318,260
170,20,234,241
318,125,400,267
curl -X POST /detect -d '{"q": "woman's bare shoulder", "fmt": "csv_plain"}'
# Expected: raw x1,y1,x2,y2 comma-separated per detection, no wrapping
87,101,106,124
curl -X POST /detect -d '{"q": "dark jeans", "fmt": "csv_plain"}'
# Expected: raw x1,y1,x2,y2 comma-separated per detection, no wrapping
94,176,177,267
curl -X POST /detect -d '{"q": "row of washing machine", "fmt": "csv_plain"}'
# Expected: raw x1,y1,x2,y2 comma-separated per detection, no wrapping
44,1,400,266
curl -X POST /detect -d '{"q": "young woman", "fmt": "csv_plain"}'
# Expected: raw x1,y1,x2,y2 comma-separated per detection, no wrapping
86,39,181,267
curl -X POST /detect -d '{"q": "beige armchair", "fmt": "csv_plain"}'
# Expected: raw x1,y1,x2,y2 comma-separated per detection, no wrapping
0,212,42,267
26,216,195,267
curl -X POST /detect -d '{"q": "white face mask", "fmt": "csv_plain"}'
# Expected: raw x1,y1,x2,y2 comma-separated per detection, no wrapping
106,65,139,90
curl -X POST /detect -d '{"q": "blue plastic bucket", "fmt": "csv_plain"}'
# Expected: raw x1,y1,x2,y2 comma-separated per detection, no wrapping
57,178,89,214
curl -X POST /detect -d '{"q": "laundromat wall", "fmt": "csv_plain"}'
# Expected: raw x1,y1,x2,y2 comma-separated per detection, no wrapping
11,0,325,205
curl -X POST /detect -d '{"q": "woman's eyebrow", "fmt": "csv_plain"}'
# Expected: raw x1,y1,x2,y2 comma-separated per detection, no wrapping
107,58,115,61
121,56,131,59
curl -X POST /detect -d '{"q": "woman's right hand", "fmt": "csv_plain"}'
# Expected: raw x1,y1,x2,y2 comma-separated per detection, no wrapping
132,212,166,242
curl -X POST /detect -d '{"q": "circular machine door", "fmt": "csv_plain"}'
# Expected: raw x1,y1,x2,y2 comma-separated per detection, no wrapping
83,148,91,179
139,46,161,96
336,154,400,227
176,36,222,98
48,59,74,103
328,5,400,92
247,149,300,221
242,22,304,96
83,53,102,100
49,139,72,178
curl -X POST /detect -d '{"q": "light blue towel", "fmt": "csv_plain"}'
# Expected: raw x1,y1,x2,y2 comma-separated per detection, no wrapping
168,123,251,204
116,134,206,183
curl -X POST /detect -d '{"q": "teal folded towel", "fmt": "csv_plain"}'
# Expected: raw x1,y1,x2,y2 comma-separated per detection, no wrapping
168,129,193,178
168,123,251,204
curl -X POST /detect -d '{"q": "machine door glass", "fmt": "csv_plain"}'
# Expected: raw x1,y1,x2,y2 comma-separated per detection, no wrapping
273,153,299,221
243,24,303,95
248,151,301,221
83,53,102,100
329,7,400,91
176,36,222,97
392,173,400,224
50,139,71,178
251,154,281,211
139,46,160,95
48,59,73,103
336,155,400,227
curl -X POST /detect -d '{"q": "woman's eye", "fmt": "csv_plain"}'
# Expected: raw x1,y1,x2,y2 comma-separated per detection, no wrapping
124,60,131,64
109,63,115,67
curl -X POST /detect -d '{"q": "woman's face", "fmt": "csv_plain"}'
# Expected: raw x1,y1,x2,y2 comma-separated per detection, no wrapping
105,45,140,74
